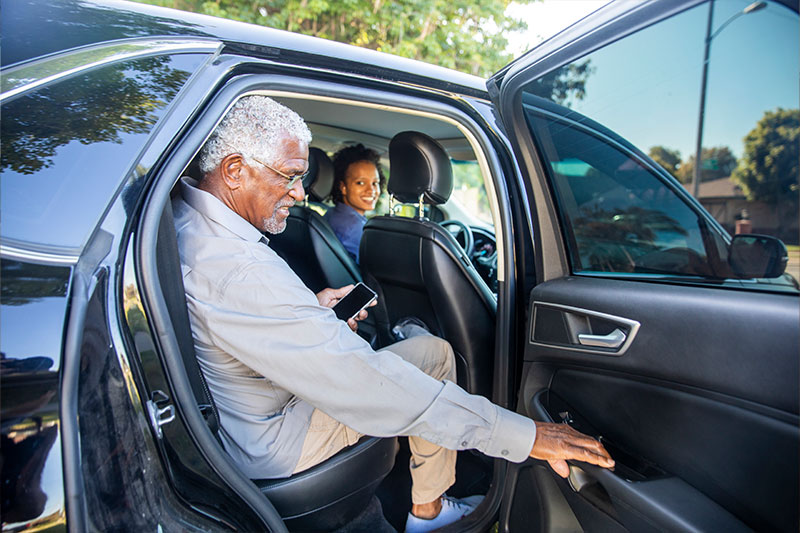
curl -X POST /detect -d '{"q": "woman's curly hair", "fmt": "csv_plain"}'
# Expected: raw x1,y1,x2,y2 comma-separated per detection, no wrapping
330,144,386,204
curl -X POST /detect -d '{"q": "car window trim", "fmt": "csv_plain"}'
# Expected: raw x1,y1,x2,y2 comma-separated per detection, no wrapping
0,37,221,101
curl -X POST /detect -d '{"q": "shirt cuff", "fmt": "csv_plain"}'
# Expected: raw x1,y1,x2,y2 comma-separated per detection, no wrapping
484,406,537,463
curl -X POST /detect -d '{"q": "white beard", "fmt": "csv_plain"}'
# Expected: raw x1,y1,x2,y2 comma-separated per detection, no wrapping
262,202,293,234
262,215,287,234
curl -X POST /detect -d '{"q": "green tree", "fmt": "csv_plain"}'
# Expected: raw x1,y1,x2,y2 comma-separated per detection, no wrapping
675,146,737,185
135,0,534,76
731,108,799,205
648,146,682,178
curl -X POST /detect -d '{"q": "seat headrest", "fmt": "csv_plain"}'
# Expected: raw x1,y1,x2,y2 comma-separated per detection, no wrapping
388,131,452,205
305,147,334,202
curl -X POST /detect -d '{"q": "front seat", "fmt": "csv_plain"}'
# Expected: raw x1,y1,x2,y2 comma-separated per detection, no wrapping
155,199,397,532
360,132,497,397
268,147,362,293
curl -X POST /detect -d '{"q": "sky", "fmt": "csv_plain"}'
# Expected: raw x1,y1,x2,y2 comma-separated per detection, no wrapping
506,0,610,55
505,0,798,160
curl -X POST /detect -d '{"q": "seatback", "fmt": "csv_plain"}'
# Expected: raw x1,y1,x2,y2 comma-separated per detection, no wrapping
360,132,497,397
304,146,334,214
268,148,362,293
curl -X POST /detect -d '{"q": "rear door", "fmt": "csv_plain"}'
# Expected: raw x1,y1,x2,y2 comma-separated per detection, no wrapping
490,1,799,531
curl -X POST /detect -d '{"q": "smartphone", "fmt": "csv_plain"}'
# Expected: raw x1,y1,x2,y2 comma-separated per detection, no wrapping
333,282,377,321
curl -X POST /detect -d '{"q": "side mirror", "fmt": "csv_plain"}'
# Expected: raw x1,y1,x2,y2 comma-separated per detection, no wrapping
729,234,788,279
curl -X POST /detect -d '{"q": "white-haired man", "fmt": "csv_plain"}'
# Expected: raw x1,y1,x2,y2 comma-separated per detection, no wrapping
173,95,613,532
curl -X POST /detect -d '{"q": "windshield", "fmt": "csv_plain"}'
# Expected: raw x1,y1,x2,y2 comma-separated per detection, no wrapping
447,159,493,228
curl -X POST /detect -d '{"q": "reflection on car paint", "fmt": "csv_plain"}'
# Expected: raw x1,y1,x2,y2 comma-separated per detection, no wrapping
1,259,69,531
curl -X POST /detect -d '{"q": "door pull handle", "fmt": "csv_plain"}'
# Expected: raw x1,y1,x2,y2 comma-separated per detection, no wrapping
578,328,626,349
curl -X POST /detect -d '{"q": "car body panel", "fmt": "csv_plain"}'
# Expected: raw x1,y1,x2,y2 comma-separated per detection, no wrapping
1,259,70,531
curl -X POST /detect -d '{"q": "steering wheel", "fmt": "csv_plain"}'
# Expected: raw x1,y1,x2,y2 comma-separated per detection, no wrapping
440,219,474,258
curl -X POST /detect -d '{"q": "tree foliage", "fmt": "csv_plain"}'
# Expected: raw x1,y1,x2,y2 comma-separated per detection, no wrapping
648,146,682,178
731,108,799,205
674,146,737,185
135,0,534,76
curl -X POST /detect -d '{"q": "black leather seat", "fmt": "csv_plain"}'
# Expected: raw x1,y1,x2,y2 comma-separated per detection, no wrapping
269,147,362,293
360,132,497,397
254,436,398,531
303,145,335,215
156,198,397,532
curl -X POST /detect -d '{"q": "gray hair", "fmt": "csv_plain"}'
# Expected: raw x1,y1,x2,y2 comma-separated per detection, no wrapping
198,95,312,174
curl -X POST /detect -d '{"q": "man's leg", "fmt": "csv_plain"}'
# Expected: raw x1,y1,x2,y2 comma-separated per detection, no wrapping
293,408,362,474
294,335,458,502
376,336,458,506
292,335,475,531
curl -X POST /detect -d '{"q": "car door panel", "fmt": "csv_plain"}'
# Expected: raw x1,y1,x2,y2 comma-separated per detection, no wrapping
511,277,798,532
529,391,752,533
491,2,798,526
525,277,798,412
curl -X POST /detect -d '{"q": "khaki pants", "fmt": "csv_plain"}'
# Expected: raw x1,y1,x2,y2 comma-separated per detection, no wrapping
292,335,457,505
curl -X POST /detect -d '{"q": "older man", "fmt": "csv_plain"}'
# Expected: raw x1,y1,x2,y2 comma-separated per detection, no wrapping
173,95,613,532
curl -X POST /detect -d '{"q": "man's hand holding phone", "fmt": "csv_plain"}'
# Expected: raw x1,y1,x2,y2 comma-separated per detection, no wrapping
316,283,377,332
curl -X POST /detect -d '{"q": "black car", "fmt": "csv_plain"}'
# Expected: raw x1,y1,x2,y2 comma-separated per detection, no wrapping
2,0,797,531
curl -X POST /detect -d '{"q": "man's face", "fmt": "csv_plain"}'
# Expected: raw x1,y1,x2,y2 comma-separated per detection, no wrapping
240,136,308,234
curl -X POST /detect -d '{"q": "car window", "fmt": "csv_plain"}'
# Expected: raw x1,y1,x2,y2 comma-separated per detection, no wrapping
1,53,206,254
521,0,798,291
527,113,727,278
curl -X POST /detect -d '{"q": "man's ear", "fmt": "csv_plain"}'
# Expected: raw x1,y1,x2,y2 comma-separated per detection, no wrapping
220,153,245,191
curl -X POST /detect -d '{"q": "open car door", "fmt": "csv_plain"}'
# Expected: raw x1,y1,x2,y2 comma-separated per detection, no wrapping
489,0,799,531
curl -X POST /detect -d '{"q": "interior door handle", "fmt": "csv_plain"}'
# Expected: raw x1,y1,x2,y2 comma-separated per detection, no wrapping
578,328,626,349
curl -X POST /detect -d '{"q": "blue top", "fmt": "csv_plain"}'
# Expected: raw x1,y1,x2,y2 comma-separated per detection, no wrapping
324,202,367,263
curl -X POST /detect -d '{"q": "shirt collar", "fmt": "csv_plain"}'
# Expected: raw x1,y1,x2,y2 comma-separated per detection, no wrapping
180,177,267,244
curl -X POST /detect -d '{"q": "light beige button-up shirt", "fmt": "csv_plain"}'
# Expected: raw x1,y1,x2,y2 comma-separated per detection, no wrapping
173,177,536,479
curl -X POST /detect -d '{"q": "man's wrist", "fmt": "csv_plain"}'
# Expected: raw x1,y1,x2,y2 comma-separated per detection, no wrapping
486,407,536,463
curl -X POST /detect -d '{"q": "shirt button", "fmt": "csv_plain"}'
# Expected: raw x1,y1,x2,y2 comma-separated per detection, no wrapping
501,449,509,456
461,441,468,447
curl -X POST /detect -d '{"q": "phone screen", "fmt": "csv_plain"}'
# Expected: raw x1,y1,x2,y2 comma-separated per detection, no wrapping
333,283,377,321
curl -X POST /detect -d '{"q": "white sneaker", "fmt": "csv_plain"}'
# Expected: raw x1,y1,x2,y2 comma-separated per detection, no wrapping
404,495,484,533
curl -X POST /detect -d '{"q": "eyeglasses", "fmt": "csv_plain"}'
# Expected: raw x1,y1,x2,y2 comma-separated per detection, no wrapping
251,157,307,189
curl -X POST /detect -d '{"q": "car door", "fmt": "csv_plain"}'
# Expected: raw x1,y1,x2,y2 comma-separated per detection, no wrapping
489,1,799,531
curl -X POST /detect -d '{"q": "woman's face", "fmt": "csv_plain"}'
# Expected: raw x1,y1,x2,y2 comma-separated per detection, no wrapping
340,160,380,215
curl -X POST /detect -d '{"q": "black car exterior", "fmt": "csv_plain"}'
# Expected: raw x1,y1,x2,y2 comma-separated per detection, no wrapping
2,0,797,532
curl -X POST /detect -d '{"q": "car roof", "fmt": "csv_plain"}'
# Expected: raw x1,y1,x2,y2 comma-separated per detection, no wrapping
1,0,489,98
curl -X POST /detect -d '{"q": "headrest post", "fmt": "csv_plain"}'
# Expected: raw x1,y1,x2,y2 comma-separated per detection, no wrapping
417,193,425,220
389,194,396,216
